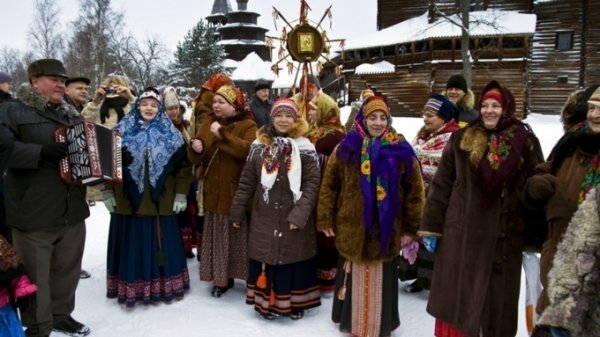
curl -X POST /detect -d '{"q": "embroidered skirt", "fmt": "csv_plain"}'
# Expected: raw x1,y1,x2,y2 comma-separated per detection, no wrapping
332,257,400,337
199,211,248,287
106,214,190,307
246,258,321,316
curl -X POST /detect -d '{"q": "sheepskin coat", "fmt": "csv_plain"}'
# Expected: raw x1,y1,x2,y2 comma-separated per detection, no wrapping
229,119,321,265
536,188,600,337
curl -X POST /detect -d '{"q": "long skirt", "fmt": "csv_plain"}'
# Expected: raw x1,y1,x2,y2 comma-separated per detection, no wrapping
199,211,248,287
316,232,338,292
106,214,190,307
246,258,321,316
398,244,434,289
332,257,400,337
435,320,468,337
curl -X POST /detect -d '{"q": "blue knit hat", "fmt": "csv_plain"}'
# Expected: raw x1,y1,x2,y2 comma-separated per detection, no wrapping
0,72,12,83
423,94,459,122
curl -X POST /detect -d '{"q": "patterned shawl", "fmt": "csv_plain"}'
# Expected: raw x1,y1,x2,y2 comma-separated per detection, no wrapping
114,96,184,194
336,106,416,254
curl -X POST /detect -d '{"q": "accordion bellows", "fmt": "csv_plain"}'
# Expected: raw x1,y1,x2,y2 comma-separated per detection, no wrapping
55,121,123,185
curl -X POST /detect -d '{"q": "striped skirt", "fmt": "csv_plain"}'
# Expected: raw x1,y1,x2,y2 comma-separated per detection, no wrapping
246,258,321,316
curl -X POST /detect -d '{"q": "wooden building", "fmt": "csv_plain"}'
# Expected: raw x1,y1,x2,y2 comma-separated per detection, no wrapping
342,0,600,117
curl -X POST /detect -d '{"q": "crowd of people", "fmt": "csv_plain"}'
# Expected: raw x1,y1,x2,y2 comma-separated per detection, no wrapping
0,58,598,337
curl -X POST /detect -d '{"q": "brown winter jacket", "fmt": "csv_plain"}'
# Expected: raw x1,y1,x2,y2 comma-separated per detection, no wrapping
188,111,257,215
229,120,321,265
419,125,543,337
317,140,425,264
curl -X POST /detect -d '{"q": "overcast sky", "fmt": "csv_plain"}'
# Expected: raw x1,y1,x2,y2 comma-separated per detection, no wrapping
0,0,377,55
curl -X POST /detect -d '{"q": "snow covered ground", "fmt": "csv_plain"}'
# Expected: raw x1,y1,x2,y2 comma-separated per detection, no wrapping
72,113,563,337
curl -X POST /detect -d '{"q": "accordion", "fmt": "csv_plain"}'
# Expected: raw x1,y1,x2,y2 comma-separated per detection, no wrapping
55,121,123,185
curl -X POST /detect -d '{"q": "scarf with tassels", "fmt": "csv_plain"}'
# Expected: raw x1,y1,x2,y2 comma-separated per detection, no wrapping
336,114,415,255
260,136,304,204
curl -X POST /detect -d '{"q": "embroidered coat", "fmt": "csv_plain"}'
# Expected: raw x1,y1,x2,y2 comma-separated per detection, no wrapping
317,139,425,264
419,120,544,337
229,119,321,265
536,188,600,337
187,111,257,214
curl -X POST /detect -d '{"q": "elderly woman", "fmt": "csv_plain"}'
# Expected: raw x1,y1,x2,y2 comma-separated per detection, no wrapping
188,85,257,297
420,81,544,337
230,98,321,320
318,95,425,337
525,86,600,337
103,87,193,307
399,94,460,293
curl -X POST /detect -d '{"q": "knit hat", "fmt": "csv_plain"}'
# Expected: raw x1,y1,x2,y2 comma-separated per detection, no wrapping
65,76,90,86
423,94,459,122
270,98,299,120
362,95,389,118
0,72,13,83
360,88,375,101
481,87,504,108
202,72,232,92
588,86,600,107
139,87,162,104
27,59,68,80
255,79,271,92
446,74,468,93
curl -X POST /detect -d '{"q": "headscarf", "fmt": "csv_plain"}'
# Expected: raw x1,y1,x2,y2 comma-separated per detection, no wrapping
305,95,345,143
336,95,416,254
114,88,184,196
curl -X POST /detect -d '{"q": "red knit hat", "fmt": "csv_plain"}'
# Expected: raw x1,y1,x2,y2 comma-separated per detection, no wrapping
481,88,504,108
271,98,299,120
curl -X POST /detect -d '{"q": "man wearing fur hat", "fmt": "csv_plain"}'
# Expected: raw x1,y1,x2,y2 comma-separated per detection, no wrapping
0,59,90,337
444,74,478,125
249,79,272,128
0,71,14,104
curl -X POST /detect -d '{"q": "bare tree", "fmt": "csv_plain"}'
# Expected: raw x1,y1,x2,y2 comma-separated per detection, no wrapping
116,35,169,88
28,0,63,59
0,47,35,90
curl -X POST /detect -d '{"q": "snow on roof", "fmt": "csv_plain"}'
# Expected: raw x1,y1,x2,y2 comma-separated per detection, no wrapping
342,10,537,51
218,23,267,30
217,39,267,46
230,52,275,81
222,58,240,68
355,60,395,75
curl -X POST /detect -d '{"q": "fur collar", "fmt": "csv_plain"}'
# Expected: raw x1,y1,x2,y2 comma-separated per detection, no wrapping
16,83,80,118
256,118,309,146
459,126,488,167
443,89,475,112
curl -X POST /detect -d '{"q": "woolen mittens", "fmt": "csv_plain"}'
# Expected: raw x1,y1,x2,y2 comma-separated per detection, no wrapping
103,196,116,213
172,193,187,213
41,142,68,161
527,173,558,200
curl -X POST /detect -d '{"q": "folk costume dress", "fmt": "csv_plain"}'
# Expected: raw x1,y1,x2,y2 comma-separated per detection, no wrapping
230,118,322,318
106,94,192,307
317,98,425,337
305,97,345,292
420,81,544,337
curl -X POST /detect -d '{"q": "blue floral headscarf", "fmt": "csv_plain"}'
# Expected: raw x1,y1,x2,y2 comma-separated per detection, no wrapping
114,88,184,194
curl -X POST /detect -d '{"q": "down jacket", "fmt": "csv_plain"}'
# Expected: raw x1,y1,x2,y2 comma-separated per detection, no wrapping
229,119,321,266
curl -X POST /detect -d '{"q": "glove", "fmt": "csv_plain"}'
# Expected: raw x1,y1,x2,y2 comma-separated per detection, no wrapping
103,196,116,213
400,240,420,265
121,147,133,168
173,193,187,213
41,142,68,161
423,237,438,253
527,174,558,200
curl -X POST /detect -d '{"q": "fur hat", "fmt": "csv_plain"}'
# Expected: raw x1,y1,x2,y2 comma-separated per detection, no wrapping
481,87,505,108
270,98,299,120
202,73,232,92
446,74,468,93
362,95,389,118
360,88,375,101
0,72,13,83
255,79,271,92
163,88,179,109
587,86,600,107
423,94,459,122
139,87,161,104
65,76,90,86
27,59,68,80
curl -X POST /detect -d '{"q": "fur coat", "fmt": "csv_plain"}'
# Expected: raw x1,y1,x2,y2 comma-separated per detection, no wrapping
536,188,600,337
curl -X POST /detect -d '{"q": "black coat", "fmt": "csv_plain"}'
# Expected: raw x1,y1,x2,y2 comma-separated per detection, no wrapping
0,84,89,232
249,95,271,129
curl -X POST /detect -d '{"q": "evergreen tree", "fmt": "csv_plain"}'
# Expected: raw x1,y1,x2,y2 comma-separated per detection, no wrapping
171,20,224,88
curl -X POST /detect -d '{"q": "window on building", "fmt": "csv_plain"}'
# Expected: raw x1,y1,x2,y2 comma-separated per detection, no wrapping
555,32,573,51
